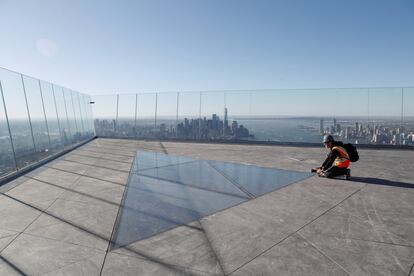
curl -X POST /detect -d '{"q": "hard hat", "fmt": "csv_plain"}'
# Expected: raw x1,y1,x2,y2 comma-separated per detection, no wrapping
322,134,334,143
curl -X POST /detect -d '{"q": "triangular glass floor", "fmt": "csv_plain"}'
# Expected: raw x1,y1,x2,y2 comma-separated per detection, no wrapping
111,151,312,249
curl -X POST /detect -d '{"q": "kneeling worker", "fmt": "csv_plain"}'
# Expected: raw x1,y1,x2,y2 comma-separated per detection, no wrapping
312,134,351,179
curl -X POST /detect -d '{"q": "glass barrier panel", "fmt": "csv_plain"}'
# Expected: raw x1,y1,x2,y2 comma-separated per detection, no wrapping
63,88,79,143
0,76,17,175
91,95,117,137
80,94,92,138
53,85,72,146
136,93,156,138
177,92,201,139
225,91,252,140
403,87,413,146
40,81,63,152
71,91,85,139
0,69,36,169
156,92,177,138
200,91,225,139
73,91,84,139
85,95,95,136
117,94,136,138
22,76,50,159
369,87,403,145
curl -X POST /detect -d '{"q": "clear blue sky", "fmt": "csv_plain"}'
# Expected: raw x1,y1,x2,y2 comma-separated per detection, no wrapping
1,0,413,96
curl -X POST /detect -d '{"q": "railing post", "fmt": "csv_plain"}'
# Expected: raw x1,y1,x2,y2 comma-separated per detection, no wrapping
0,81,18,170
223,91,227,136
115,94,119,133
76,92,85,136
199,92,202,139
401,87,404,127
38,80,52,148
70,90,79,138
176,92,179,138
51,84,63,144
154,92,158,129
62,89,73,143
21,74,37,156
134,93,138,138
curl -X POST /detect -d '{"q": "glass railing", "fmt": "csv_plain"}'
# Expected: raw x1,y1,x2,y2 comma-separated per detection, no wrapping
91,88,414,147
0,67,95,179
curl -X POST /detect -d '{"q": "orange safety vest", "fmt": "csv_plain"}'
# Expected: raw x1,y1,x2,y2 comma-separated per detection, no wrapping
332,146,350,168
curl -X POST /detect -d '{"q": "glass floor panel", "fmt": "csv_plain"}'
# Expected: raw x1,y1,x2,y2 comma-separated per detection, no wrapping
112,174,246,248
209,161,313,197
137,160,249,198
131,151,194,172
111,151,313,248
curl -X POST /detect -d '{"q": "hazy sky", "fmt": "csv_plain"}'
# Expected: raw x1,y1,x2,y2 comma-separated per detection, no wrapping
0,0,413,96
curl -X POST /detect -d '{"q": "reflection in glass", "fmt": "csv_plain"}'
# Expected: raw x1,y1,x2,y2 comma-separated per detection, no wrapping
53,85,71,146
0,69,36,169
0,79,17,175
63,88,77,143
91,95,117,137
135,93,156,138
40,81,62,152
22,76,51,160
72,90,84,138
156,93,177,138
116,94,136,138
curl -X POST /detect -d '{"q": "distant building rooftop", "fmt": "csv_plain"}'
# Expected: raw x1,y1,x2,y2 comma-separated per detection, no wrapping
0,138,413,275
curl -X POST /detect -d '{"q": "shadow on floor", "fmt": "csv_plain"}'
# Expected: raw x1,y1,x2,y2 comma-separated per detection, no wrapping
350,176,414,189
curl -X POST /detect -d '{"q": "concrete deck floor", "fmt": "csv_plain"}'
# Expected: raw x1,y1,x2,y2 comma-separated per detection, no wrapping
0,138,413,275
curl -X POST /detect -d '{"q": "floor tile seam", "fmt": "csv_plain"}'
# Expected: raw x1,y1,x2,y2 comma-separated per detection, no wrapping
82,144,133,152
21,204,115,235
98,145,138,151
227,183,368,275
7,176,75,197
275,182,363,209
108,250,223,275
23,175,124,208
99,154,138,276
71,149,132,159
5,172,87,237
135,173,251,200
195,220,226,275
0,253,28,275
307,206,413,232
45,197,120,213
300,231,414,249
67,153,134,165
62,159,131,173
43,165,127,186
0,233,20,241
0,185,78,256
21,231,107,254
408,262,414,276
206,163,254,199
86,142,139,149
51,196,119,212
295,232,353,276
135,160,199,172
37,247,105,276
91,142,140,149
159,141,168,154
85,146,138,153
78,148,136,158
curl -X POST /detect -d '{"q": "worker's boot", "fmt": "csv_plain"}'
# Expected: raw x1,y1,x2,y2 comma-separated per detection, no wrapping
345,169,351,180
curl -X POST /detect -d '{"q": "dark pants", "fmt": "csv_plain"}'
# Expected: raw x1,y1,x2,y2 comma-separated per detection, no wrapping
324,166,349,178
